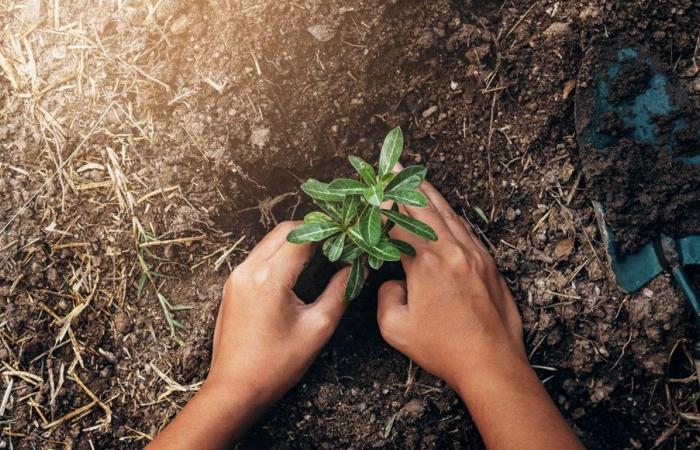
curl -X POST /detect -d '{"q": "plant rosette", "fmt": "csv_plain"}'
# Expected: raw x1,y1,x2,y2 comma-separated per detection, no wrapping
287,127,437,302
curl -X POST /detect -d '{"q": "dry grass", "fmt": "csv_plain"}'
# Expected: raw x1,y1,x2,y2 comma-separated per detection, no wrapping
0,1,247,445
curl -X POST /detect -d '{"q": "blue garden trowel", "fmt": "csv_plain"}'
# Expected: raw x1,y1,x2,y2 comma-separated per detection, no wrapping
574,45,700,371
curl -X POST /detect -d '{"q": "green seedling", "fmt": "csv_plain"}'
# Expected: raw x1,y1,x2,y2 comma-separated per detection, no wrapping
287,127,437,302
133,217,192,346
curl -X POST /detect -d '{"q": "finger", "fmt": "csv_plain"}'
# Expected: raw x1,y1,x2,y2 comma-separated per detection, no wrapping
306,266,352,337
394,185,456,244
273,240,315,288
386,224,421,273
387,162,452,245
247,221,301,262
458,216,490,254
377,280,408,348
414,180,476,246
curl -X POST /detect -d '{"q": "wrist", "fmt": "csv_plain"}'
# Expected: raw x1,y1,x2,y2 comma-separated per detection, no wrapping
199,373,273,422
451,349,535,404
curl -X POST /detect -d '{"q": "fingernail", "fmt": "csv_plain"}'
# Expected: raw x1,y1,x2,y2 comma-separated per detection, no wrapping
392,161,404,173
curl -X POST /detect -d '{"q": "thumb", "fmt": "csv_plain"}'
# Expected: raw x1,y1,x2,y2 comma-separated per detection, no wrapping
309,266,352,334
377,280,407,343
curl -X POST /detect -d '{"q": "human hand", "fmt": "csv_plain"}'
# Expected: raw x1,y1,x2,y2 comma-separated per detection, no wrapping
206,221,352,403
376,171,583,450
376,174,527,391
148,222,351,449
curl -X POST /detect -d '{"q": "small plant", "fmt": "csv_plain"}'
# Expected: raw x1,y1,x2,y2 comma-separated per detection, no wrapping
287,127,437,302
133,218,192,346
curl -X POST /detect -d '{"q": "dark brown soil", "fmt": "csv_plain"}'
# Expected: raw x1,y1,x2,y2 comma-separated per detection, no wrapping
583,137,700,255
2,0,700,449
576,46,700,255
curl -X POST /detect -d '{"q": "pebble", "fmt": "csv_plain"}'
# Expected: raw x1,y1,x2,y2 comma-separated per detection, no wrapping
114,312,131,334
543,22,570,39
554,238,574,259
171,15,189,35
397,399,425,420
156,0,183,20
307,24,335,42
250,128,270,148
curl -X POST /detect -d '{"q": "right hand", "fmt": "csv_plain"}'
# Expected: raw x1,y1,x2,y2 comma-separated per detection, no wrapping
377,177,527,390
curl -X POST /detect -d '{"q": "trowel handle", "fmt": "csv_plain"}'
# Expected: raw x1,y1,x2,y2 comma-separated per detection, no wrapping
670,267,700,382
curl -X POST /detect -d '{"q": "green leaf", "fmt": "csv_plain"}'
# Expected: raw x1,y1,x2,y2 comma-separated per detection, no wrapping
349,155,376,186
385,190,428,207
304,211,334,224
328,178,366,195
368,255,384,270
390,239,416,256
341,195,360,226
385,165,427,192
348,226,401,261
376,238,402,260
301,179,345,202
340,243,362,262
323,233,345,262
359,206,382,246
381,209,437,241
344,258,365,302
473,206,489,224
382,202,399,233
379,127,404,177
363,184,383,207
287,223,340,243
314,200,343,222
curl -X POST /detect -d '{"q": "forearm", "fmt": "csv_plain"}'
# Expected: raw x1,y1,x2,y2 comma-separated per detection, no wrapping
455,358,584,450
146,380,269,450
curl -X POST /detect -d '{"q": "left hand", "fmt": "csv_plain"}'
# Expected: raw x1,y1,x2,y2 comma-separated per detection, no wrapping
148,221,351,449
206,220,351,404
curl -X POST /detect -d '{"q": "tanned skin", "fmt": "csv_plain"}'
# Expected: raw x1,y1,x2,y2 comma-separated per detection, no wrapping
148,166,584,450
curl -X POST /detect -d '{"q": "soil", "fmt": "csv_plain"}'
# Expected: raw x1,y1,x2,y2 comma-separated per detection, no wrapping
2,0,700,449
576,45,700,255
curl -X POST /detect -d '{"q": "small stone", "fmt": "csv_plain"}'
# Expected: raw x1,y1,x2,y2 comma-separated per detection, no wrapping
114,312,131,334
307,24,335,42
250,128,270,148
171,15,189,35
397,399,425,420
156,0,183,21
554,238,574,259
543,22,570,39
